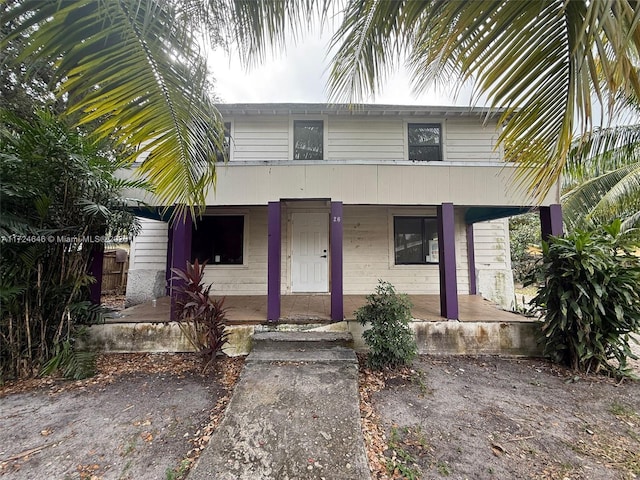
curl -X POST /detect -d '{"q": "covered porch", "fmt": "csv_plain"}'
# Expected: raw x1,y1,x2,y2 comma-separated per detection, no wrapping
106,293,531,324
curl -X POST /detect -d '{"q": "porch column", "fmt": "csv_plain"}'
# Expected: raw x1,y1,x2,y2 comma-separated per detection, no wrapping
466,224,477,295
267,201,281,321
169,213,193,321
88,243,104,304
437,203,459,320
540,204,563,242
165,223,174,296
330,201,344,321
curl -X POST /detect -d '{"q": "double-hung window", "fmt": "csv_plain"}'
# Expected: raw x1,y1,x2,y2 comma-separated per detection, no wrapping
293,120,323,160
394,217,439,264
408,123,442,161
191,215,244,265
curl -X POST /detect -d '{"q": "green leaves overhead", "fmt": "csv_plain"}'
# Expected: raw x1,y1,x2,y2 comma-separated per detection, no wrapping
2,0,225,214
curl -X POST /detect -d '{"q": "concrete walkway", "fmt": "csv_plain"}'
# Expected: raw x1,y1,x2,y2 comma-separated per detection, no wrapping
187,333,371,480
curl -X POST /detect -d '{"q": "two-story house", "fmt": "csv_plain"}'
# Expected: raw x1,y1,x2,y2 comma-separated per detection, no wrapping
123,103,563,322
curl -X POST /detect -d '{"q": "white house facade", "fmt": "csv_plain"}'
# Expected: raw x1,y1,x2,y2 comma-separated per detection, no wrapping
122,103,563,320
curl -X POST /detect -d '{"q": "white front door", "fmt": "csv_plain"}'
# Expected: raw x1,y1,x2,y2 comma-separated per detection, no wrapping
291,212,329,293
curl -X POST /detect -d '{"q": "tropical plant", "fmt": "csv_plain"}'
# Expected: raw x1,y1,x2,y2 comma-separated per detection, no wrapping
527,220,640,378
171,260,229,370
5,1,640,209
0,110,138,381
226,0,640,201
1,0,225,216
563,120,640,233
356,280,417,370
509,213,542,284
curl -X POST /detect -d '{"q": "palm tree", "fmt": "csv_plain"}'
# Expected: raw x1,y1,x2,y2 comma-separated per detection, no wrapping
563,120,640,232
227,0,640,200
4,0,640,208
1,0,225,215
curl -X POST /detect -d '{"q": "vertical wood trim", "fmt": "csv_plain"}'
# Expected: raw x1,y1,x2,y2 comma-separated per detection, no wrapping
170,214,193,322
438,203,459,319
540,204,563,242
267,201,282,321
466,224,477,295
330,201,344,321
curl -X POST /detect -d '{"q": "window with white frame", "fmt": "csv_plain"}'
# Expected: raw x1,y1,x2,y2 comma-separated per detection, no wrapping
293,120,323,160
394,217,439,264
408,123,442,161
191,215,244,265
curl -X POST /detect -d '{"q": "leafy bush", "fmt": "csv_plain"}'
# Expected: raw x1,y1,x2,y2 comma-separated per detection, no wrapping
528,220,640,377
356,280,417,370
172,260,229,370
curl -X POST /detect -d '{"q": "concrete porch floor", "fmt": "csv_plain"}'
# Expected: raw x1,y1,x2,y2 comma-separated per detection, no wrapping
108,294,530,324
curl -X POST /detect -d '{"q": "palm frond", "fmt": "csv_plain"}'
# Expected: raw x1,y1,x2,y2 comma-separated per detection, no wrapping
562,163,640,230
2,0,225,211
324,1,640,201
565,124,640,187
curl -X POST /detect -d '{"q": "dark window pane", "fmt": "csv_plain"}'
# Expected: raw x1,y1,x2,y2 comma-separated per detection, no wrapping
408,123,441,161
191,215,244,265
394,217,439,264
294,120,323,160
215,122,231,162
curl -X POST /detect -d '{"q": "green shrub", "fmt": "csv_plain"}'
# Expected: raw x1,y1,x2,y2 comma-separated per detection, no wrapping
172,260,229,370
528,220,640,377
356,280,417,370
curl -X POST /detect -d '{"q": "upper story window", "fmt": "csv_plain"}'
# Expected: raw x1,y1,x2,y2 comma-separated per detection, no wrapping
294,120,323,160
408,123,442,161
215,122,231,162
394,216,439,264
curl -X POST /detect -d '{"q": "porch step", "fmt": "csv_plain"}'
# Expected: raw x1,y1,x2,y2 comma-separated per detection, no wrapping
249,331,356,363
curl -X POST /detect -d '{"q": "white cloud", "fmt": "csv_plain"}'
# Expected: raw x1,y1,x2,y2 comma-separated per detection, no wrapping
207,30,482,106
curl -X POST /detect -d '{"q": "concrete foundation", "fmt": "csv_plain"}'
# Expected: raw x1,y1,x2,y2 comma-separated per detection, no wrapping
85,318,541,357
125,269,166,307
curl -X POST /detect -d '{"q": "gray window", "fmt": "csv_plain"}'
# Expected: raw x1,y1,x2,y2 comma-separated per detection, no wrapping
294,120,323,160
394,217,439,264
408,123,442,161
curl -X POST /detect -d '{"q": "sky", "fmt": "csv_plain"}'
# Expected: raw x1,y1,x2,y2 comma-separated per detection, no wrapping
206,27,479,107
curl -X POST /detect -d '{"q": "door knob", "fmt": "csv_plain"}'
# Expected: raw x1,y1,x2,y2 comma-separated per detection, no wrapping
320,255,327,258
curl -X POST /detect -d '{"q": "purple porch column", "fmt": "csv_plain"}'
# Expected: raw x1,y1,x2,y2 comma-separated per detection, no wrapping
88,243,105,304
330,201,344,321
466,224,477,295
165,224,174,296
169,213,193,321
267,201,281,321
540,204,563,242
437,203,459,320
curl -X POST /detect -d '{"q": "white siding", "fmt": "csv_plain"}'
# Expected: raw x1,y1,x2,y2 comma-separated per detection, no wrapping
327,118,405,160
225,114,502,163
445,120,502,162
130,218,168,269
473,219,511,270
342,206,469,295
230,117,289,162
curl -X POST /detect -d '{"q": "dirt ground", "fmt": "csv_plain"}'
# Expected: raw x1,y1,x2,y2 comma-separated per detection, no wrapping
0,354,243,480
1,348,639,480
361,356,640,480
